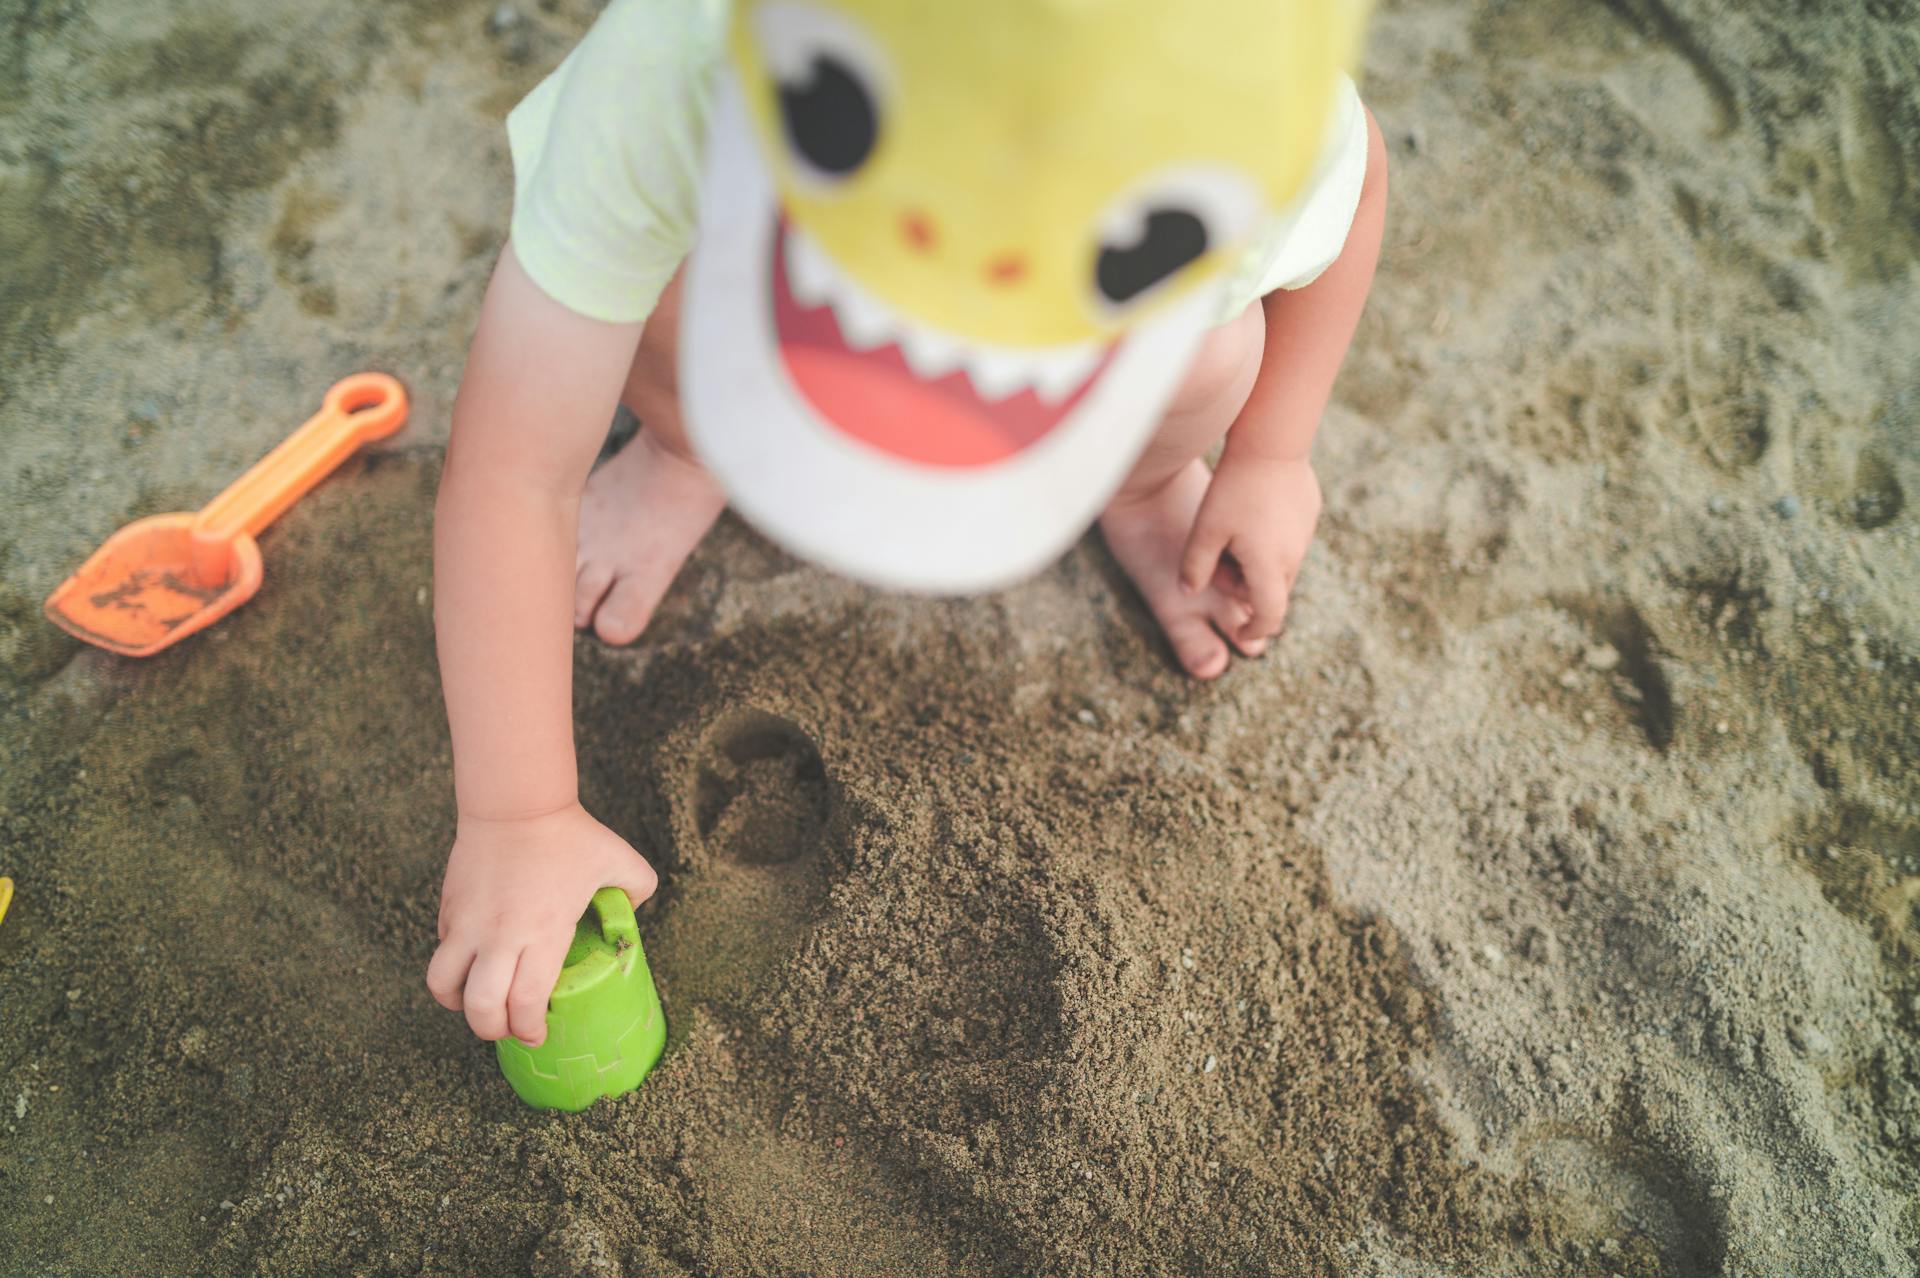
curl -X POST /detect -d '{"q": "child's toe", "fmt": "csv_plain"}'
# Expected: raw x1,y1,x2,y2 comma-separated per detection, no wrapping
1165,616,1230,679
574,560,616,628
591,576,659,646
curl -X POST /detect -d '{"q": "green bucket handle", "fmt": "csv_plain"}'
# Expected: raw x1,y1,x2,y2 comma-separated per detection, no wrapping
550,886,645,1001
589,885,639,950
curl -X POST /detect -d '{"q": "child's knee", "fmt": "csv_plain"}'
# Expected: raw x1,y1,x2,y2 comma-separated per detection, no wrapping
618,267,686,425
618,308,694,456
619,340,677,421
1170,301,1265,416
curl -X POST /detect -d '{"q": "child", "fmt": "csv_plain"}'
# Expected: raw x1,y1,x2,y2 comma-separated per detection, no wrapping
427,0,1387,1046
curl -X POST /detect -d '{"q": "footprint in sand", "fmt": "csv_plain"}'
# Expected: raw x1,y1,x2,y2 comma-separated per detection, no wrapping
643,709,838,1023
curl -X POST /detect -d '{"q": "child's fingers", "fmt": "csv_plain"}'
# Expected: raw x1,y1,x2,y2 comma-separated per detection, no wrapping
506,933,570,1047
1180,524,1232,596
612,855,661,908
426,939,477,1012
461,948,520,1041
1210,555,1251,605
1238,554,1294,640
436,888,461,941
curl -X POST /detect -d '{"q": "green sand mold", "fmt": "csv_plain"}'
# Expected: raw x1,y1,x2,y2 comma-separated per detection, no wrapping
496,887,666,1111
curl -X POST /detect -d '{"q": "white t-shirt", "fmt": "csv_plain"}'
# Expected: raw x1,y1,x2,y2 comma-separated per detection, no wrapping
506,0,1369,329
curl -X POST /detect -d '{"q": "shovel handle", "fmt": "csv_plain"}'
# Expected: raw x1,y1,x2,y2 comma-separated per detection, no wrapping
192,373,410,553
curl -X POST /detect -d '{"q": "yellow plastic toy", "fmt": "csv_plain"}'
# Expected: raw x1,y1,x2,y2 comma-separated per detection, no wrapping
0,876,13,931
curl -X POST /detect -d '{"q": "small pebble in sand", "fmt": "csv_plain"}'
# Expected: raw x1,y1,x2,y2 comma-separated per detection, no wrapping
1075,708,1096,726
1202,1055,1217,1074
1480,943,1504,966
1715,721,1730,735
1771,495,1801,520
487,4,522,33
220,1200,235,1211
1180,949,1196,971
1584,644,1621,672
1558,669,1581,689
44,1195,53,1205
1788,1021,1834,1057
14,1093,25,1119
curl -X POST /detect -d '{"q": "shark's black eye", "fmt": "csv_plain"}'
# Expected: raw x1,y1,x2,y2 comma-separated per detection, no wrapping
1095,210,1208,305
754,2,889,187
1091,168,1265,312
776,54,878,178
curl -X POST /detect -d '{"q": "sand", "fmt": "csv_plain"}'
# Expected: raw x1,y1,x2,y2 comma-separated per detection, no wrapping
2,0,1916,1274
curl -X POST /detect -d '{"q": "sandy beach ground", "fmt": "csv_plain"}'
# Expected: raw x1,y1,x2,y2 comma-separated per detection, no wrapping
2,1,1916,1274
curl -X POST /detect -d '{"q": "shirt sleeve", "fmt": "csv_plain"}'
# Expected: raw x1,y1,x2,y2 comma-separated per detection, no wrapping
504,0,723,325
1214,74,1370,320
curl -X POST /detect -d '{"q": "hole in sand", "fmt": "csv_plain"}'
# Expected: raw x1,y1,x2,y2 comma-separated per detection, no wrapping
641,708,839,1022
1553,597,1676,752
1851,449,1904,530
695,709,830,866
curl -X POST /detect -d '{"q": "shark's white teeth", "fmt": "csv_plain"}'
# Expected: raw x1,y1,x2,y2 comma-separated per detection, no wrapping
896,325,966,380
782,221,1105,403
959,349,1034,402
1030,342,1103,404
785,226,839,308
829,281,897,351
790,223,894,347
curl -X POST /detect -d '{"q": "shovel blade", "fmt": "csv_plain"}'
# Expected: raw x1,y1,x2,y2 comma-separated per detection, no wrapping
43,514,263,657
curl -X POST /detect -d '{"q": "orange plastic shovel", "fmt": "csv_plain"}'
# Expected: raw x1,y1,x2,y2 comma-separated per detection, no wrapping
44,372,409,657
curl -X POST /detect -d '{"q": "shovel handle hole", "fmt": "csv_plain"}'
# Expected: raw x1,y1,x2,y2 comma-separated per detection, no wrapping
322,373,407,441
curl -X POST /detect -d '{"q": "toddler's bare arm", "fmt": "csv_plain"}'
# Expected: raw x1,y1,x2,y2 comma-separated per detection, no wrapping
427,245,658,1045
1180,107,1390,642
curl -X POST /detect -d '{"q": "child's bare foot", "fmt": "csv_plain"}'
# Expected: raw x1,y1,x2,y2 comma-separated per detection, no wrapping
1100,459,1264,680
573,427,726,644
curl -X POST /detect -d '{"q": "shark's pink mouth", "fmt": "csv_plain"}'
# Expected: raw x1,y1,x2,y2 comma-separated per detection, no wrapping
770,217,1116,468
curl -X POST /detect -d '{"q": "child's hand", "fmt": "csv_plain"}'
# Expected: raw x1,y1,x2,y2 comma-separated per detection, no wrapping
1179,456,1323,652
426,803,658,1046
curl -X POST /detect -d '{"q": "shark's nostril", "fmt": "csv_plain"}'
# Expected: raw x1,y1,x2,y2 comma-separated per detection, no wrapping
986,254,1028,285
901,209,936,253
